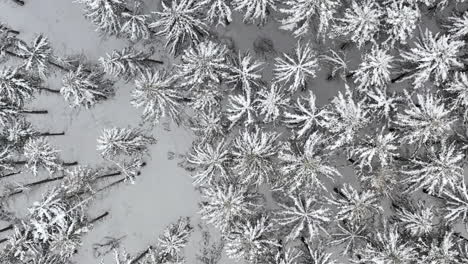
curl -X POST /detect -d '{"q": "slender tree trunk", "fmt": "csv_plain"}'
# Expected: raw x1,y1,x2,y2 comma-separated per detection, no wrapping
345,72,355,79
391,71,410,83
0,225,13,233
12,160,26,165
340,41,352,50
0,171,21,179
131,246,153,264
19,109,48,114
97,178,126,193
300,237,313,258
333,187,347,198
89,211,109,225
7,29,20,35
38,131,65,137
62,161,78,167
95,171,121,180
0,238,8,244
4,49,24,59
11,0,25,6
145,58,164,64
8,176,65,197
48,60,69,72
36,87,61,94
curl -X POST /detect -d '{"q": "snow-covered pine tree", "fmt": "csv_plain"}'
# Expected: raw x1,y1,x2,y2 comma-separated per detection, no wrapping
400,29,463,88
365,86,401,121
395,93,455,145
349,128,399,171
131,69,182,125
353,46,393,91
227,52,264,91
402,140,464,195
187,139,230,186
16,35,52,79
97,127,156,160
446,72,468,120
395,200,434,237
189,110,225,142
356,223,417,264
273,41,318,93
150,0,208,55
61,64,114,108
199,183,261,232
442,180,468,224
157,217,193,262
419,231,460,264
232,0,276,24
0,67,36,107
278,132,341,192
23,137,62,176
1,117,37,147
203,0,232,27
329,221,367,255
120,2,150,42
322,85,369,150
255,83,290,123
231,127,280,186
448,11,468,39
328,184,383,224
99,47,162,81
383,1,420,47
275,193,331,242
225,215,278,263
279,0,340,37
177,40,229,88
227,87,256,128
77,0,127,36
283,91,324,138
0,146,14,173
332,0,382,48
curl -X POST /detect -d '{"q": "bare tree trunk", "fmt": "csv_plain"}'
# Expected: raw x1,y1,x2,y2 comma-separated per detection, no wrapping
89,211,109,225
0,225,13,233
0,238,8,244
131,246,153,264
145,58,164,64
19,109,48,114
4,49,25,59
8,176,65,197
38,131,65,137
97,178,126,193
8,29,20,35
36,87,61,94
95,171,122,180
48,59,69,72
62,161,78,166
391,71,410,83
12,160,27,165
11,0,25,6
0,171,21,179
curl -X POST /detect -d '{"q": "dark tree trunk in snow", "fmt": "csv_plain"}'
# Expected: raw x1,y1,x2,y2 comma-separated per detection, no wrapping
0,224,13,233
0,171,21,179
89,211,109,224
36,87,61,94
0,238,8,244
145,58,164,64
8,176,65,197
38,131,65,137
62,161,78,166
20,109,48,114
131,246,153,264
11,0,25,6
95,171,122,180
97,178,126,193
391,71,411,83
